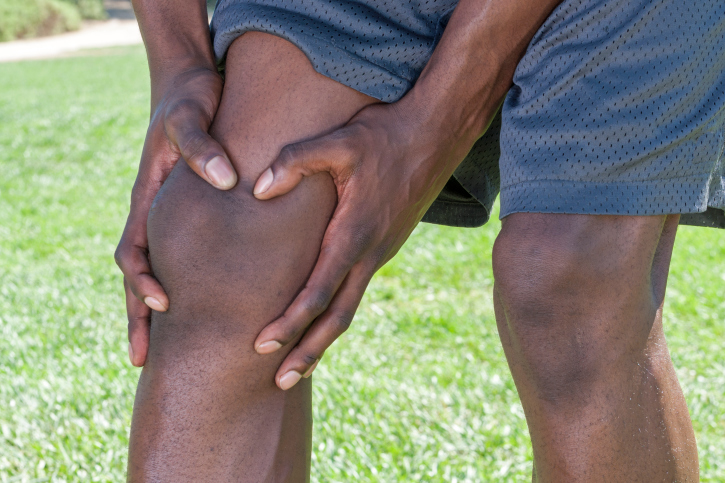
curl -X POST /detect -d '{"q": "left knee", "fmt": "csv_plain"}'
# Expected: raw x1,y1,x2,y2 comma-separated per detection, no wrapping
491,213,668,402
492,213,662,322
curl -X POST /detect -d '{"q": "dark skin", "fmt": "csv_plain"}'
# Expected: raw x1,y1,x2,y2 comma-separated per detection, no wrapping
120,0,561,383
128,33,375,479
118,0,699,480
493,213,697,480
117,0,237,365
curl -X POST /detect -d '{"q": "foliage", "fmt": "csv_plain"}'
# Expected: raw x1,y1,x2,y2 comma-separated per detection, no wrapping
0,47,723,481
58,0,107,20
0,0,81,42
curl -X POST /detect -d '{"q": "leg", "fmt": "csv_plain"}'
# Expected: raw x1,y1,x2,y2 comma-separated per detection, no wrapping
492,213,698,482
127,33,376,481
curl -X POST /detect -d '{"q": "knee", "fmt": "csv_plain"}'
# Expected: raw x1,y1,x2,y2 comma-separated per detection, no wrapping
493,215,591,324
146,163,263,326
492,213,663,402
144,160,335,370
147,161,335,312
492,213,660,322
492,222,601,401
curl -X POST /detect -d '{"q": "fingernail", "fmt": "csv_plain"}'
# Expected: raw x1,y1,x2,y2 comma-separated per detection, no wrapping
144,296,167,312
128,342,135,364
303,360,319,378
279,371,302,390
254,168,273,195
205,156,237,189
256,340,282,354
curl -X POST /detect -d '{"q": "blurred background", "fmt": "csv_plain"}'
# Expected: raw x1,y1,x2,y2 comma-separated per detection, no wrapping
0,0,724,481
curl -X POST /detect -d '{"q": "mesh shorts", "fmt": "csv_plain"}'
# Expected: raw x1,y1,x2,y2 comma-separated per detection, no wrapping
211,0,725,229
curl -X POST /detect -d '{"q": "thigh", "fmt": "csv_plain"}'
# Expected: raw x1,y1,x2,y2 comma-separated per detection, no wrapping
128,32,377,481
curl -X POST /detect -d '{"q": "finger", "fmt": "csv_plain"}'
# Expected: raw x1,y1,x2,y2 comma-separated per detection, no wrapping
119,159,171,310
114,240,169,311
253,133,354,200
275,264,371,390
164,102,237,190
125,278,150,367
302,359,319,378
254,222,370,353
276,356,321,391
254,246,353,354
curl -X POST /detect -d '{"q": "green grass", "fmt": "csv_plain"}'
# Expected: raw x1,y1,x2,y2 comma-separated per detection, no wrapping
0,47,723,481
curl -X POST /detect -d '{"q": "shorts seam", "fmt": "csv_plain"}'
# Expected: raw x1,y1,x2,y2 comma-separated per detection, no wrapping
500,174,712,192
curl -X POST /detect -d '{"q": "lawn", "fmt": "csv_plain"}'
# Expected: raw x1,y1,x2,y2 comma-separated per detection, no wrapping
0,47,723,481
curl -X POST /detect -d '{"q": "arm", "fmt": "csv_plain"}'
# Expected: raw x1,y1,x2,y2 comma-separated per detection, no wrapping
116,0,238,366
250,0,563,388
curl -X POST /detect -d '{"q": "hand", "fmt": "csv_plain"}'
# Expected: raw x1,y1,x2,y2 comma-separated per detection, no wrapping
115,67,238,367
251,100,481,390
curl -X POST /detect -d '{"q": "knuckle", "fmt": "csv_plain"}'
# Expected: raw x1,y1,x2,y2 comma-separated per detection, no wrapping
113,245,124,267
278,143,304,169
329,133,359,173
114,243,147,275
302,289,332,317
333,310,355,334
164,98,201,125
177,130,210,163
329,130,354,153
275,315,308,343
277,324,299,344
335,129,360,153
114,244,131,271
302,353,320,366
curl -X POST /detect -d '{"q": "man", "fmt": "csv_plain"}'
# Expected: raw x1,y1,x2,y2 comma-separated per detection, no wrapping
116,0,724,479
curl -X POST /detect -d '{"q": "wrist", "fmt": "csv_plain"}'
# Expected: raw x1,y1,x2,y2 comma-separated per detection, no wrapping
132,0,217,108
402,40,509,150
399,61,503,162
408,71,500,139
149,57,219,108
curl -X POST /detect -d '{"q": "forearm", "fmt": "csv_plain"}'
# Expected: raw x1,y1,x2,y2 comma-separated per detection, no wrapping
131,0,217,107
404,0,563,149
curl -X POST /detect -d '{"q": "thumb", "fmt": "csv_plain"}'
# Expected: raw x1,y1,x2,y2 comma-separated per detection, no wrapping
173,123,238,191
253,135,353,200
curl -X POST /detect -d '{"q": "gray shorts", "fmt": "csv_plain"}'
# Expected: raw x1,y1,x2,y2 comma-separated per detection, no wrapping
211,0,725,229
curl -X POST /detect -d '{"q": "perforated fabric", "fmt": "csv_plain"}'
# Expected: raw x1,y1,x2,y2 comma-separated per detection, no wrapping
211,0,725,229
212,0,458,102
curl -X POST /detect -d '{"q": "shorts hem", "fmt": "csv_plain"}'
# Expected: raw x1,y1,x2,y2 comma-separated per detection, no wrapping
421,199,490,228
499,177,725,227
211,5,413,102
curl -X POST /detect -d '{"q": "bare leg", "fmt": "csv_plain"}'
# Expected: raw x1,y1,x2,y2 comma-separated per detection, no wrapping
127,32,376,481
493,213,698,482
